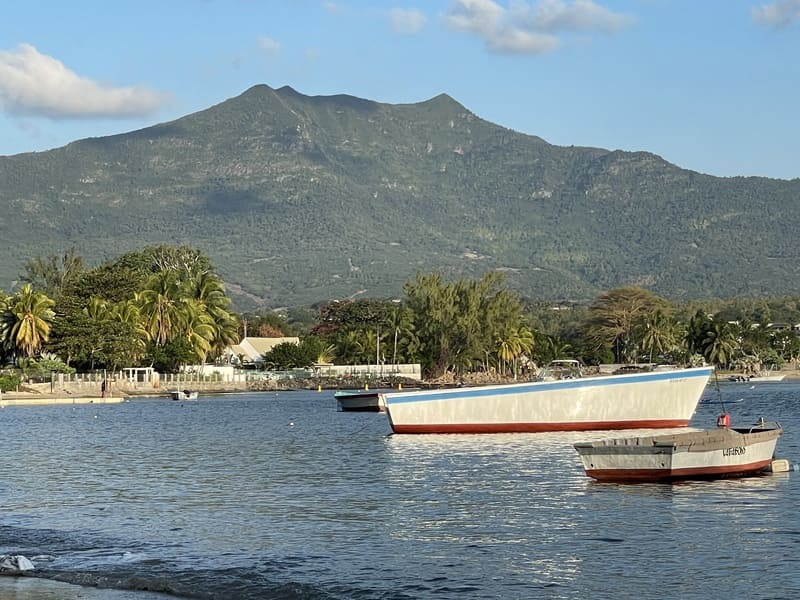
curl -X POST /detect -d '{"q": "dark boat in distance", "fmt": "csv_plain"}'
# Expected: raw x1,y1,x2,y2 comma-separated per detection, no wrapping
334,389,385,412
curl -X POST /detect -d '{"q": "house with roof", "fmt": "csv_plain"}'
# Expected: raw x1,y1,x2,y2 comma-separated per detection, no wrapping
222,336,300,367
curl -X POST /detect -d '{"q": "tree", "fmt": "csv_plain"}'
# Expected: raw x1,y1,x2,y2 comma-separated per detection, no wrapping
138,271,185,347
386,304,416,365
636,309,677,363
701,321,738,368
261,340,317,370
0,284,55,359
585,287,670,363
684,309,712,357
403,271,528,378
21,247,84,300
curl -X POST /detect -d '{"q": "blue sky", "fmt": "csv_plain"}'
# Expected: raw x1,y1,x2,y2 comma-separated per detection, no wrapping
1,0,798,179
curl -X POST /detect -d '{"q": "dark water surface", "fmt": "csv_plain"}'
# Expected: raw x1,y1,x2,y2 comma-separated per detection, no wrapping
1,383,799,599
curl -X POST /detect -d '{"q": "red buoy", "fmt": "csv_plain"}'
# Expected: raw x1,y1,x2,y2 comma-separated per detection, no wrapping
717,413,731,428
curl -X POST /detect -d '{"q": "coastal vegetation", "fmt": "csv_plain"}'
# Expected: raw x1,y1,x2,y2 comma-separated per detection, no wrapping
2,244,799,388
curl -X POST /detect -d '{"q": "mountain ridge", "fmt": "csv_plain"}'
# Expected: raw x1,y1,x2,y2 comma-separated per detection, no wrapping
1,83,798,309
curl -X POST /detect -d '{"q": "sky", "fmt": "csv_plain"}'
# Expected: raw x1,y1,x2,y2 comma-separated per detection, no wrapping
1,0,798,180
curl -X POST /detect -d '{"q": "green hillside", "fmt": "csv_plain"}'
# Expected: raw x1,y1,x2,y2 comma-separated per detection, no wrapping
1,84,798,309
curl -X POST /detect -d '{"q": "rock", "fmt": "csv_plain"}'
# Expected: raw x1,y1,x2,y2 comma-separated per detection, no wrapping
0,554,35,573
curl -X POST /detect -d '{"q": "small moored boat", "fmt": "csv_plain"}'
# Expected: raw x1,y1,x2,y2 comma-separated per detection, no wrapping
574,417,783,482
170,390,198,401
334,389,385,412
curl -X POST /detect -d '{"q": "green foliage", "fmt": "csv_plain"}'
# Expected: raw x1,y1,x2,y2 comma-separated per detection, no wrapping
0,284,56,359
39,245,238,372
402,271,529,377
240,311,294,337
16,353,75,380
584,287,671,363
149,338,196,373
261,340,319,370
21,247,84,300
0,372,21,392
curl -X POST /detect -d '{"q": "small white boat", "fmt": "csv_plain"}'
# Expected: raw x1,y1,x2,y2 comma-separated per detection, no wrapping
749,374,786,382
170,390,198,401
381,366,713,434
334,389,385,412
574,418,783,482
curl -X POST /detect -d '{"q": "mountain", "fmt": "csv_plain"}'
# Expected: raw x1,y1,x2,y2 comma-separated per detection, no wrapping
1,84,799,309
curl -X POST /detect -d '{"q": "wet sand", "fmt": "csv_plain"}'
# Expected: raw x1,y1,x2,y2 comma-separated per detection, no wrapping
0,577,176,599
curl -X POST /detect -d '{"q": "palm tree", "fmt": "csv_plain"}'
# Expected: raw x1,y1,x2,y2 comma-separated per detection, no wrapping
496,325,533,378
208,312,240,363
110,297,148,366
0,284,55,359
138,272,184,346
513,325,535,378
315,344,337,365
336,330,365,364
182,299,216,364
638,310,675,363
702,321,739,368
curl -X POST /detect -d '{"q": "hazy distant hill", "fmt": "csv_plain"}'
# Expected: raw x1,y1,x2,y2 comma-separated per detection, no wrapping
1,84,799,309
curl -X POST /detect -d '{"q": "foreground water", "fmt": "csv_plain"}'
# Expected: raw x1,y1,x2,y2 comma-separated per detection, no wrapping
1,382,799,599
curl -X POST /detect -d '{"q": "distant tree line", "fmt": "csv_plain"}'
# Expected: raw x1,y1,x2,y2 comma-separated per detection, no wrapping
2,245,800,387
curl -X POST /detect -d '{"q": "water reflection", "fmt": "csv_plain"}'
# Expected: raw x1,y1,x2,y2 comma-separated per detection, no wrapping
1,387,799,599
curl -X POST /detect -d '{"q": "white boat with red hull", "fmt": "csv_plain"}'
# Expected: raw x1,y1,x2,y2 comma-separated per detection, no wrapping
574,418,783,482
381,366,713,434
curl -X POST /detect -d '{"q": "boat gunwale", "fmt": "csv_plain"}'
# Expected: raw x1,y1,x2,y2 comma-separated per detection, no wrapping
382,366,714,405
574,426,783,456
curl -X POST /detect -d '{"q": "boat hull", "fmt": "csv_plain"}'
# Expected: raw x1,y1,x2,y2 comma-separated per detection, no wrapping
574,426,782,482
381,367,713,434
335,390,385,412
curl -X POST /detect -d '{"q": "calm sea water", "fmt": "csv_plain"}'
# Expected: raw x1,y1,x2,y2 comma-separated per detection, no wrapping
1,382,799,599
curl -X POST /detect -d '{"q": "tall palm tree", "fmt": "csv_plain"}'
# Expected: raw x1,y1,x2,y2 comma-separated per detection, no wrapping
496,325,534,379
138,272,184,346
208,312,240,363
0,284,55,359
638,310,675,363
111,297,148,365
702,321,739,368
182,299,216,364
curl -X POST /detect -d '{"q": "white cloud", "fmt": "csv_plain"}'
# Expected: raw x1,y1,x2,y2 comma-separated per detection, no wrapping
532,0,634,33
258,36,281,56
488,28,559,53
443,0,633,54
389,8,427,34
0,44,166,119
752,0,800,26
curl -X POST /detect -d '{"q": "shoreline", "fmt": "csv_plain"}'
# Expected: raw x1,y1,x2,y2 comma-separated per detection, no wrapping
2,368,797,407
0,576,174,599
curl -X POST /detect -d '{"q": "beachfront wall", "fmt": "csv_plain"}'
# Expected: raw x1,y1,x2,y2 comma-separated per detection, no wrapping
313,363,422,381
18,363,423,398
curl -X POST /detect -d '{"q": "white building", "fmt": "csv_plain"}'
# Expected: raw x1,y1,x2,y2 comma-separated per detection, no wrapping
222,336,300,366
